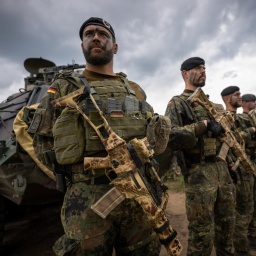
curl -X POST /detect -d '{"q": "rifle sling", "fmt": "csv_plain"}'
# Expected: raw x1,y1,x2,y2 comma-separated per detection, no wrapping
127,143,143,168
154,219,170,233
159,230,177,245
79,74,90,87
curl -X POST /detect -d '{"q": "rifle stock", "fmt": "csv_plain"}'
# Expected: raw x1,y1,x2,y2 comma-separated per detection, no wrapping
53,87,183,256
187,87,255,174
84,155,111,170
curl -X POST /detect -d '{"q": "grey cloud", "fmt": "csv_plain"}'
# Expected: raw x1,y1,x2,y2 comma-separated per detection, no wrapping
222,70,238,79
0,0,256,113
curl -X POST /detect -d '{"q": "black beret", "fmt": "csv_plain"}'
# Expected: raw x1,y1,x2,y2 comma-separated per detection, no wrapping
79,17,115,40
221,86,240,96
180,57,205,71
242,94,256,101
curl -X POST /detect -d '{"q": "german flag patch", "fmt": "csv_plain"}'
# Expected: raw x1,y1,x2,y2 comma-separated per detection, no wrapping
47,87,57,94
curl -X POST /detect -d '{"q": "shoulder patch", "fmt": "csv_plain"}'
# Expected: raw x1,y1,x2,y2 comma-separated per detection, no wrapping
47,87,57,94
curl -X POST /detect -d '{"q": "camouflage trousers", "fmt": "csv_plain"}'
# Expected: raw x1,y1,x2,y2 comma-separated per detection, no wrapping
53,182,161,256
185,160,236,256
248,174,256,237
233,170,254,254
248,162,256,245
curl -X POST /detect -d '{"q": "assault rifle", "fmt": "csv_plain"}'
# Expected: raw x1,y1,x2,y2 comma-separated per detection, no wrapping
187,87,255,174
52,81,183,256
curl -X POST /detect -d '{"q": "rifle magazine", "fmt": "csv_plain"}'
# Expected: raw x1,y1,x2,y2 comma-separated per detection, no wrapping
91,186,125,218
216,141,230,161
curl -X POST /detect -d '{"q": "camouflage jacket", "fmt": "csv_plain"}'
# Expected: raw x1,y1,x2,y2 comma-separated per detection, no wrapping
164,89,223,157
235,113,256,158
31,69,148,164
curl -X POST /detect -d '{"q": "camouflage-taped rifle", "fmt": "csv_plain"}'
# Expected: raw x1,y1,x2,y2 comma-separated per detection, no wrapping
52,85,183,256
187,87,255,174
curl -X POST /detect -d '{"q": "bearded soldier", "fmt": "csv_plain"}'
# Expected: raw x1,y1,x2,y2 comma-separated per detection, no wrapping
221,87,254,256
236,93,256,254
165,57,236,256
29,17,162,256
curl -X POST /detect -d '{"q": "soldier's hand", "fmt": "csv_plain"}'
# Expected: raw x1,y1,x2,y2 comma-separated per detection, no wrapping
207,120,225,138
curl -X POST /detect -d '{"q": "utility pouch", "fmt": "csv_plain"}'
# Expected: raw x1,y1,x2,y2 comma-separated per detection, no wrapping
53,107,85,164
141,101,153,115
91,186,125,218
125,96,139,115
23,106,36,127
82,98,102,115
146,115,171,155
203,138,216,156
28,108,47,135
106,98,123,117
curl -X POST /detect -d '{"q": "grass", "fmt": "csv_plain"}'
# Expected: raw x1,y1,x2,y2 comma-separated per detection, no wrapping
163,175,185,193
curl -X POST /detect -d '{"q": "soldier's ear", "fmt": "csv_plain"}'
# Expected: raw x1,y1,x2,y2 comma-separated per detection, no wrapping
181,70,187,80
113,43,118,54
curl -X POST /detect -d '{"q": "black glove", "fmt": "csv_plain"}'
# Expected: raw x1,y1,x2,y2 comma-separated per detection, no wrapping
207,120,225,138
229,169,238,184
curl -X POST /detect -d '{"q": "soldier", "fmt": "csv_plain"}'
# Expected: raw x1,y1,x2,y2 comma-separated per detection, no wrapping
240,94,256,252
29,17,161,255
221,87,254,256
165,57,236,255
221,86,242,115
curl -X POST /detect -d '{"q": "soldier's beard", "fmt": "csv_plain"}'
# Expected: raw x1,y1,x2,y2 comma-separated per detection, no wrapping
193,81,205,88
233,102,242,108
83,47,113,66
190,74,206,88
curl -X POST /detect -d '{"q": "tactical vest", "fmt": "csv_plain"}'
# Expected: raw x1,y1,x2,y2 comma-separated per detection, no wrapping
174,93,220,157
235,114,256,156
52,72,153,165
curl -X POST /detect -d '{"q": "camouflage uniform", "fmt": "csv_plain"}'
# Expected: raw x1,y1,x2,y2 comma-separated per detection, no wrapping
31,69,161,256
165,90,236,256
235,113,256,253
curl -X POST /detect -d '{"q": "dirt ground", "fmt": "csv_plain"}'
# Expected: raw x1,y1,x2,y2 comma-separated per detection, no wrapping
2,181,256,256
160,190,189,256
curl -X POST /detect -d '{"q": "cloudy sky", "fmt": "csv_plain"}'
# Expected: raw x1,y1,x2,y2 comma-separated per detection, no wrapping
1,0,256,114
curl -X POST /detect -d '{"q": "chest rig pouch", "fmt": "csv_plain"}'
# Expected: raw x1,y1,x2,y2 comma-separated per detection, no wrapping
192,101,217,156
52,72,86,165
53,73,153,165
53,104,86,165
81,74,153,153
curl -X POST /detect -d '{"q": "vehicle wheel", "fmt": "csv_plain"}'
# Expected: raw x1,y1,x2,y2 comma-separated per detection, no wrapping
0,194,5,251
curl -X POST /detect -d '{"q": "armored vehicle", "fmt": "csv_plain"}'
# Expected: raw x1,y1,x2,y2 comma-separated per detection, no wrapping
0,57,85,249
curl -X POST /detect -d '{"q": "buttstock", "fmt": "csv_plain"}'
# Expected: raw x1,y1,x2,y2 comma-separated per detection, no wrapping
84,155,111,171
52,88,84,108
